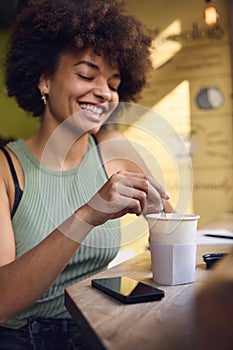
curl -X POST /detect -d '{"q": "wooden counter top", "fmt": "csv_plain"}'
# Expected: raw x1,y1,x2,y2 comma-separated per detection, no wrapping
65,243,233,350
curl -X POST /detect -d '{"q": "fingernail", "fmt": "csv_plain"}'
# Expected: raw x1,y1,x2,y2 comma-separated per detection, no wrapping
165,192,170,199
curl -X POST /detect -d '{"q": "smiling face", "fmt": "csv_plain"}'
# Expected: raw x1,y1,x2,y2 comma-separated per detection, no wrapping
38,48,121,134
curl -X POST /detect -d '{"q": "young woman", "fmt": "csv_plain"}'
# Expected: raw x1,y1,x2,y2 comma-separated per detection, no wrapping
0,0,171,348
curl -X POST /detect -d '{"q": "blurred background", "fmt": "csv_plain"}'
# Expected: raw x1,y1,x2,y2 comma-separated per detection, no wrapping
0,0,232,257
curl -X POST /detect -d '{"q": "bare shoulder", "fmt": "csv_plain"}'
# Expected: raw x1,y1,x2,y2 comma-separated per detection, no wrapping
94,129,126,142
94,129,130,158
93,129,149,176
0,148,9,184
0,148,15,215
0,146,23,218
0,149,16,265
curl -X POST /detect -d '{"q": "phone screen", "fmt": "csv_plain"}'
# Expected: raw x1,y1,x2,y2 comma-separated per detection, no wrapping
91,276,165,304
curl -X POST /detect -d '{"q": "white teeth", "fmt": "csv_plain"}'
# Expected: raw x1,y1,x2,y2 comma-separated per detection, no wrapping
79,103,103,116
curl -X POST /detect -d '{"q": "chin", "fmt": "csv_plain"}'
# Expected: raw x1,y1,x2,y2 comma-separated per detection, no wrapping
76,123,102,135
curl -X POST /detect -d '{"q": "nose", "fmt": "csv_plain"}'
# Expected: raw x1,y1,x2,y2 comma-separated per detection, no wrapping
94,88,112,102
93,78,112,102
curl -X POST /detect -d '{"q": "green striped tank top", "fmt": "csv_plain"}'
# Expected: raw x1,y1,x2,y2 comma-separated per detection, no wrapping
4,136,120,328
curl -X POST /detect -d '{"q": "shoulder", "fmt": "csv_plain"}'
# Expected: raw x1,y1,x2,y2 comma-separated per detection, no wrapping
93,129,129,159
0,148,16,264
0,143,23,178
94,129,132,161
0,148,13,218
93,129,149,176
0,147,10,180
0,144,24,199
94,129,126,143
0,146,17,197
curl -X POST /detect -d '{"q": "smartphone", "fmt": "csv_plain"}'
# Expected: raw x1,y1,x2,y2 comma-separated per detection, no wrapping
203,253,228,269
91,276,165,304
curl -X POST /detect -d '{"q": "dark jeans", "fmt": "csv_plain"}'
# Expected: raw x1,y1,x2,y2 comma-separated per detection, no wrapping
0,317,88,350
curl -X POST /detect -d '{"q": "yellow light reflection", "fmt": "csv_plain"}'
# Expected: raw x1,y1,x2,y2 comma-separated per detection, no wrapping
123,80,193,214
150,20,182,70
152,80,191,135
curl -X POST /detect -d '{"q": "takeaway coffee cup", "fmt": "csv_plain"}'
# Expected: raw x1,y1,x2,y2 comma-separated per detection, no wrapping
146,213,200,285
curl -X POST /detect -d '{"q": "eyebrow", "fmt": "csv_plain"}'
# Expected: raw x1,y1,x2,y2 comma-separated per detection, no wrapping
73,60,121,80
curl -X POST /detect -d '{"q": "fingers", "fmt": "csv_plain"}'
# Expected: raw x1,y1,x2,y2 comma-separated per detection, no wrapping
114,171,169,214
147,176,170,200
116,182,148,215
86,171,170,226
116,171,169,197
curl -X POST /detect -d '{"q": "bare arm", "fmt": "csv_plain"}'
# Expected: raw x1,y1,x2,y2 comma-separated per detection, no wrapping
0,170,167,323
0,134,170,323
0,152,92,323
0,191,91,323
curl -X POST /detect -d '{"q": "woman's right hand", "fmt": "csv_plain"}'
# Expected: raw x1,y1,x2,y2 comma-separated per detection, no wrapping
77,171,169,227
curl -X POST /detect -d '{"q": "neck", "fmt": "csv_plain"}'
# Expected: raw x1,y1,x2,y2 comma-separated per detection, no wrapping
26,121,90,170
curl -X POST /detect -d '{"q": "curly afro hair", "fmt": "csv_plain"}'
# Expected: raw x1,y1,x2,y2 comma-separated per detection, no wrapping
5,0,153,117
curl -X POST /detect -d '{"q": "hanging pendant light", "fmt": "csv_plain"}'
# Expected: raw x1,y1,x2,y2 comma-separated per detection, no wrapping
204,0,219,25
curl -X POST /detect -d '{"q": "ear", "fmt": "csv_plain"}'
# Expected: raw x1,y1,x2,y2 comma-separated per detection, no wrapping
38,74,51,94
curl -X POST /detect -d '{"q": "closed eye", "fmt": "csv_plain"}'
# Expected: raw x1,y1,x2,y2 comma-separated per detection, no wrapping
75,72,120,92
109,85,118,92
77,74,93,80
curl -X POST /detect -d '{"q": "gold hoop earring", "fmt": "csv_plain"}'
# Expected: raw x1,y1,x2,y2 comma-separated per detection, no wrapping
41,92,47,106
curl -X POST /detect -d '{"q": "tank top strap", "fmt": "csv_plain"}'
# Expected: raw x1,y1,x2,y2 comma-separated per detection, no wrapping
91,134,108,178
0,147,23,218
